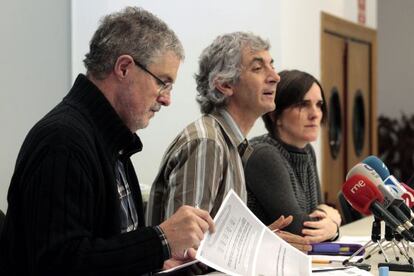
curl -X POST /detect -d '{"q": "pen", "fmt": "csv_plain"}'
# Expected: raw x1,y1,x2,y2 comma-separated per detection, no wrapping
312,259,344,264
312,259,330,264
312,267,350,273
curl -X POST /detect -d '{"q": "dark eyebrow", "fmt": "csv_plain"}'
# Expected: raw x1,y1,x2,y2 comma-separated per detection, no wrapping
249,57,274,66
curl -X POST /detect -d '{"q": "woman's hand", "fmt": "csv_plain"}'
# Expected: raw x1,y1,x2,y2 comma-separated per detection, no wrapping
302,213,338,243
316,204,342,226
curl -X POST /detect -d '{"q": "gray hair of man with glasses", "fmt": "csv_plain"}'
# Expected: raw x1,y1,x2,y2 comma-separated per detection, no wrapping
84,6,184,80
195,32,270,114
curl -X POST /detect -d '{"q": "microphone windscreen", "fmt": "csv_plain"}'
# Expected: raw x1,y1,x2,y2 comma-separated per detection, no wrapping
362,155,390,180
342,174,384,215
384,175,405,194
346,163,383,187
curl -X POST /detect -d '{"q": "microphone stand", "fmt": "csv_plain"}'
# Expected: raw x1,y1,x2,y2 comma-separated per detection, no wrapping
346,217,414,271
393,233,413,264
360,219,388,263
380,226,412,263
376,224,414,271
382,226,400,262
343,216,382,266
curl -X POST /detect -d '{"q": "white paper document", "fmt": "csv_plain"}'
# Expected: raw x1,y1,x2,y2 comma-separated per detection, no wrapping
196,190,311,276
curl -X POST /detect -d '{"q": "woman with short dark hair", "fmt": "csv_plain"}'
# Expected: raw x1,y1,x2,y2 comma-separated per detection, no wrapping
245,69,341,242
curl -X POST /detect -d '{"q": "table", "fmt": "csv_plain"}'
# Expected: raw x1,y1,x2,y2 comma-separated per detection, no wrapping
203,216,412,275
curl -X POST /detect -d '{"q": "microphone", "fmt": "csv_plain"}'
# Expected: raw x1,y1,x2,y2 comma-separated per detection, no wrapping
400,183,414,208
384,176,414,220
362,156,414,221
362,155,390,179
347,163,414,233
342,174,414,241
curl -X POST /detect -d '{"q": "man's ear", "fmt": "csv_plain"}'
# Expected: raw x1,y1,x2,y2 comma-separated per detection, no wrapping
214,80,234,97
114,55,134,79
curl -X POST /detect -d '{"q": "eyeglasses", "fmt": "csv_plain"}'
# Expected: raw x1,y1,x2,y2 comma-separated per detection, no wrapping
132,58,173,96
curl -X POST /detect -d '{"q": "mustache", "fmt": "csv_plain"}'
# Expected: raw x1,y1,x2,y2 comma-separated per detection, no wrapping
151,103,161,112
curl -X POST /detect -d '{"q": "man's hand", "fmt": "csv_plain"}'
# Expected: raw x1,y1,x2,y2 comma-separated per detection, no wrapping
268,215,293,231
276,230,312,252
159,205,215,260
162,248,211,274
163,248,197,270
268,215,312,252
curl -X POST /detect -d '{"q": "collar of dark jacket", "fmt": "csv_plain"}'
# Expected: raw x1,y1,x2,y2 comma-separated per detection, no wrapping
64,74,143,161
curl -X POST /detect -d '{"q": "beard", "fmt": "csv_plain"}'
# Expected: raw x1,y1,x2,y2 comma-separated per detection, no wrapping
133,103,162,131
151,103,161,112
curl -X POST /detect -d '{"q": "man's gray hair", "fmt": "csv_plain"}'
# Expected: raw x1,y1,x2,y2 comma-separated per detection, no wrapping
195,32,270,114
84,7,184,79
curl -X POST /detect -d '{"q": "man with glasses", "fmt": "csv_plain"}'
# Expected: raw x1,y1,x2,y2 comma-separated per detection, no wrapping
134,59,173,95
147,32,312,252
0,7,214,275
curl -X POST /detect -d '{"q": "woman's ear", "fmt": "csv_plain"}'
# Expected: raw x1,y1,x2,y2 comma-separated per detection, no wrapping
274,114,283,127
114,55,134,79
214,80,234,97
269,112,277,124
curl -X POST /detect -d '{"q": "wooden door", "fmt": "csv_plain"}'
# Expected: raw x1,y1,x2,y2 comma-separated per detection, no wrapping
321,13,377,210
321,34,346,205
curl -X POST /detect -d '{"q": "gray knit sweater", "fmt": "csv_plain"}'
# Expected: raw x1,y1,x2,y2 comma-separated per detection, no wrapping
245,134,322,235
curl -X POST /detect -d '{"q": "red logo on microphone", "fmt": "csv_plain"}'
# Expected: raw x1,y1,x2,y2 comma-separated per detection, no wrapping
351,180,366,194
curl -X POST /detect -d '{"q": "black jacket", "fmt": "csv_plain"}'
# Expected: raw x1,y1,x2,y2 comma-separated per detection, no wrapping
0,74,165,275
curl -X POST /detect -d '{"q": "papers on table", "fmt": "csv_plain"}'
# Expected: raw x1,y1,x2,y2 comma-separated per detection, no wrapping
338,235,371,244
196,189,311,276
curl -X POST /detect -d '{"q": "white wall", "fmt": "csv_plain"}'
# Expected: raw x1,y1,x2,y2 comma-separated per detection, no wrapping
71,0,282,192
378,0,414,119
71,0,377,193
0,1,71,211
0,0,377,211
